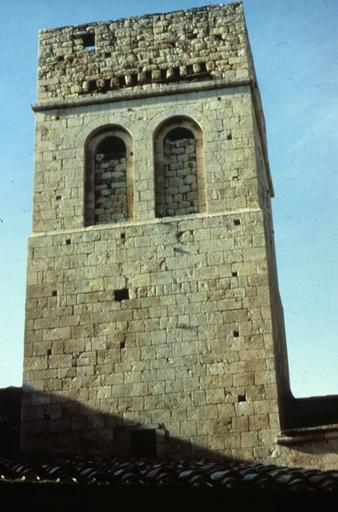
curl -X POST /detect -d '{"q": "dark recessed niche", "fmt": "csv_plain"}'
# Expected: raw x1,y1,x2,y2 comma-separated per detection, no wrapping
232,271,238,277
80,32,96,52
166,127,193,143
120,340,126,350
52,290,57,297
56,195,62,201
234,219,241,226
97,135,126,155
238,394,247,403
227,132,232,140
173,67,180,79
233,330,240,338
88,80,96,93
114,288,129,302
120,232,126,240
47,349,52,356
66,239,71,245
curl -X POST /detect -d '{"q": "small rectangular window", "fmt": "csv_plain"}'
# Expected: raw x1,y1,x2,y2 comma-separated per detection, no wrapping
79,32,96,52
114,289,129,302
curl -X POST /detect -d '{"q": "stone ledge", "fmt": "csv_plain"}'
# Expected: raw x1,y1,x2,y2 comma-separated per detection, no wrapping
32,77,252,113
30,206,263,238
276,424,338,445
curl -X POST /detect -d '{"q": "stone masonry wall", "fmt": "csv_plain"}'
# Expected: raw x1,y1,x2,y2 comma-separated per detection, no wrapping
37,3,251,101
23,85,282,462
23,208,282,462
156,136,198,217
94,152,128,224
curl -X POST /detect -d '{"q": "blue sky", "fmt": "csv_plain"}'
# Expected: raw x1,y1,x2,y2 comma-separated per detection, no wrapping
0,0,337,397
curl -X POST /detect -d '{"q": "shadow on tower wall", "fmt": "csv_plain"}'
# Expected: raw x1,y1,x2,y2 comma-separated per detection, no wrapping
19,386,236,460
1,386,338,462
0,387,22,452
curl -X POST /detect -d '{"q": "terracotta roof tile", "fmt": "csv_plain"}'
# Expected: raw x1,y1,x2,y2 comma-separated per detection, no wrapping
0,453,337,492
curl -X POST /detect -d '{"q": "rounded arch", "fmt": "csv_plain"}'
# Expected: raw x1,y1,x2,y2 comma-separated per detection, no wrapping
84,123,133,153
84,124,134,226
153,114,204,144
145,105,212,140
77,117,134,149
153,115,206,218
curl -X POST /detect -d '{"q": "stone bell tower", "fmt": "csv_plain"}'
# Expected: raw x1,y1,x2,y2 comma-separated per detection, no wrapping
22,2,295,463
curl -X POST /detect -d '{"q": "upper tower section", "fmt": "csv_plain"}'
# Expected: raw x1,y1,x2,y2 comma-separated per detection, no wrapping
32,3,273,233
37,3,253,101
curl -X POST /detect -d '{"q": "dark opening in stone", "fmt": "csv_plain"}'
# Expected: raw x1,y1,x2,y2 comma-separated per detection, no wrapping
165,127,194,143
114,289,129,302
80,32,95,51
96,136,126,156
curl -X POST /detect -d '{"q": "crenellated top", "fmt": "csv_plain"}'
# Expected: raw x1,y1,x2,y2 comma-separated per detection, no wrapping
37,3,253,101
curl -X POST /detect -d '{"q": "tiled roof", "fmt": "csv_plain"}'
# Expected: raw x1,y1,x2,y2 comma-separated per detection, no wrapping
0,453,337,492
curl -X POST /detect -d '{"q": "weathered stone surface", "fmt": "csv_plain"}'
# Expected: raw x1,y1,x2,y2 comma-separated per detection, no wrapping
37,3,250,101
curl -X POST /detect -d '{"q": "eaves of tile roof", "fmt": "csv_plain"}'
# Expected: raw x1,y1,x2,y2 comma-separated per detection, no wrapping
0,453,337,492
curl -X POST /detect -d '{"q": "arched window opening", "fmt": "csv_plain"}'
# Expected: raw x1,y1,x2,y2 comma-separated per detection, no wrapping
155,117,205,218
94,136,127,224
85,127,133,226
